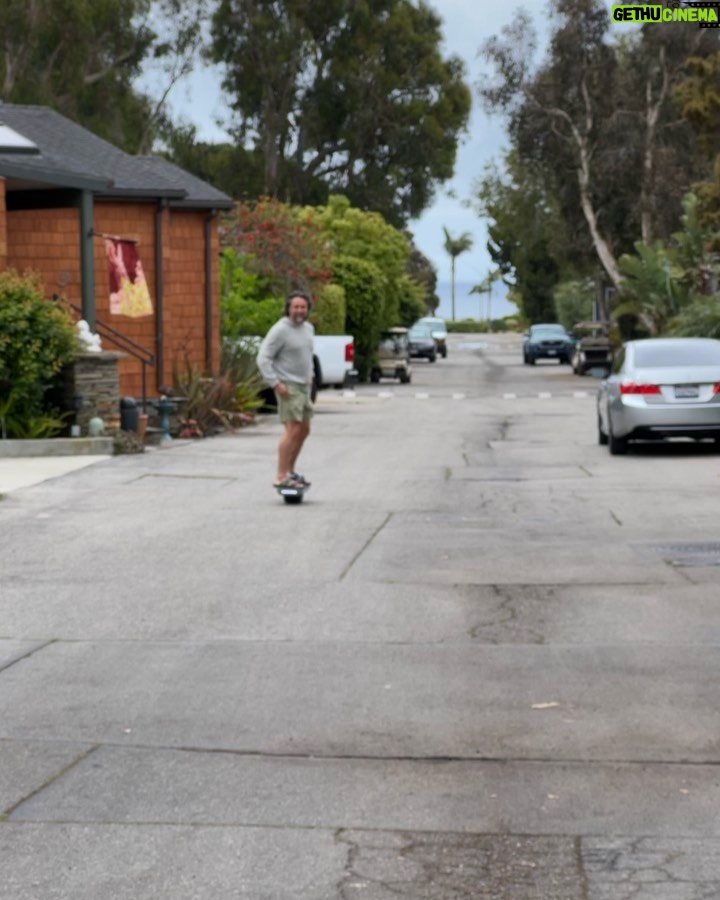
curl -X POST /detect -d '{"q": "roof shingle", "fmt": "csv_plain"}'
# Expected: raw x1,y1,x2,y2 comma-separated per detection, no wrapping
0,104,233,208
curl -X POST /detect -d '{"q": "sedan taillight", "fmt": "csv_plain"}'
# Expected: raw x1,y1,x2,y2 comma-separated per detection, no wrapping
619,382,661,395
713,383,720,394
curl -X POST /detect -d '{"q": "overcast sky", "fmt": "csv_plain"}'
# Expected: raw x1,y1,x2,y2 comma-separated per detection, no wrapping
156,1,617,288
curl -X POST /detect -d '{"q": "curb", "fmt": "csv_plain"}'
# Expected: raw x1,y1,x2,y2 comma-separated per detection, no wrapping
0,437,114,458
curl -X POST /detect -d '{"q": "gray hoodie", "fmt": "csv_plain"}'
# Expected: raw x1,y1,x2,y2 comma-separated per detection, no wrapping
257,317,314,388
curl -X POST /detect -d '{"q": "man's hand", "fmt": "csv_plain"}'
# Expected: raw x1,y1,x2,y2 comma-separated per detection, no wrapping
275,382,289,399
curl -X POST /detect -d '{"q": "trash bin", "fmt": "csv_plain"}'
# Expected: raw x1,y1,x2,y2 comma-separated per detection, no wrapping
120,396,139,432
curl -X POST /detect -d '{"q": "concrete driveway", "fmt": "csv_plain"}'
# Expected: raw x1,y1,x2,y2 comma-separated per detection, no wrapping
2,332,720,899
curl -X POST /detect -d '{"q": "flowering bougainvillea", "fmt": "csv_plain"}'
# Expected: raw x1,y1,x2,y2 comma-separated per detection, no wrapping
219,197,332,301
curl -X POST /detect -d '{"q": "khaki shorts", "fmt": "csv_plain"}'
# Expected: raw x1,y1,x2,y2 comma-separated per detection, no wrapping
277,382,313,423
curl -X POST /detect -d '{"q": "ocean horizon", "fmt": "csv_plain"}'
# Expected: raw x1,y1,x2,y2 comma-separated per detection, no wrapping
434,280,517,322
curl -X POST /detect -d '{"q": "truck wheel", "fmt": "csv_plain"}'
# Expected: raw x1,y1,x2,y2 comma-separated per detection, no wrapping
399,370,410,384
312,358,322,401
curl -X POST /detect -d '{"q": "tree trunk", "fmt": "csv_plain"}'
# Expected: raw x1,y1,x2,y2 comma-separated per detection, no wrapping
575,133,623,294
640,46,669,244
541,78,624,301
451,258,456,321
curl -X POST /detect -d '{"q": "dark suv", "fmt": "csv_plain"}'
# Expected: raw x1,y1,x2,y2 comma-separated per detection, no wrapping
408,323,437,362
523,324,575,365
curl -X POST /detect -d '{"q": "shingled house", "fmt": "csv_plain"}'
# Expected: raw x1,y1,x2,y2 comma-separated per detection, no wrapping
0,103,234,401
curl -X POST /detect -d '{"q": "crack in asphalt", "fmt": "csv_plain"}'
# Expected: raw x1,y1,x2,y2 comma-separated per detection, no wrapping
339,512,393,581
468,585,546,645
7,737,717,770
0,638,57,674
582,837,720,899
335,829,586,898
1,744,99,820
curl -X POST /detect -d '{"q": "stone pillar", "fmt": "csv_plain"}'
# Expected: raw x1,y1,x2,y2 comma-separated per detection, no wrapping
58,351,126,433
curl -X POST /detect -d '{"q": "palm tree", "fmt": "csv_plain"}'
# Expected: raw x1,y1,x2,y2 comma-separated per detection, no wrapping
442,227,474,320
470,269,502,329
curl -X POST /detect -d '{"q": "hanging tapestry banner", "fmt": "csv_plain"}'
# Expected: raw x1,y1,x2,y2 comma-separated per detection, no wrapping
104,237,154,317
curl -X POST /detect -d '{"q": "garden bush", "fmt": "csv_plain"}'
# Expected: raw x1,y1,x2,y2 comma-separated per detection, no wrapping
0,270,78,437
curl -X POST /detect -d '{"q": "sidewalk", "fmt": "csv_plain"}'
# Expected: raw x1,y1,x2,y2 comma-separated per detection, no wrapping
0,437,115,494
0,455,111,494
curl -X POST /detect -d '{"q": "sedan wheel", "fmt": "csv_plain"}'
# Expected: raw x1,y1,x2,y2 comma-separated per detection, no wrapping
598,415,608,446
608,422,628,455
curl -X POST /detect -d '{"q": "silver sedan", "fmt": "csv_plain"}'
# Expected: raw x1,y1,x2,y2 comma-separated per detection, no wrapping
597,337,720,454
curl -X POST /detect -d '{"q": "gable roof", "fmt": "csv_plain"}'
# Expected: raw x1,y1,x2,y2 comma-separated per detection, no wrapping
0,104,234,209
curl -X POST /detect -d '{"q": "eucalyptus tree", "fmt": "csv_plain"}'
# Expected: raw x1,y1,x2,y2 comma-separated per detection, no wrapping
674,50,720,230
478,0,718,303
208,0,471,226
0,0,207,153
474,153,565,323
479,0,624,296
617,20,718,244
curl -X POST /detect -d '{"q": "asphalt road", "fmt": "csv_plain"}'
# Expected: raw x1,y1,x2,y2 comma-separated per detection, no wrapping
2,331,720,899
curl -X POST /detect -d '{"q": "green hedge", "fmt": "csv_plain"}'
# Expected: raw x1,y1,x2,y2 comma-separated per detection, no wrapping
446,318,522,333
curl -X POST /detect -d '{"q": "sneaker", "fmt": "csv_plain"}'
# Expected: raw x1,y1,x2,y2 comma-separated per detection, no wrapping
290,472,310,486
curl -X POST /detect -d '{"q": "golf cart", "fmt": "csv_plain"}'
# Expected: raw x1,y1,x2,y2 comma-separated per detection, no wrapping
571,321,613,376
370,327,412,383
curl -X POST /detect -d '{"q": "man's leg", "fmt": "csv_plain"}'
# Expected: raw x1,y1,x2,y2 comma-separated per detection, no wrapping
277,420,309,483
287,419,310,474
275,384,313,484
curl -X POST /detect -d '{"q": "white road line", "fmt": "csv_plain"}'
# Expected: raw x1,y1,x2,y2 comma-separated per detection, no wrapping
363,389,595,401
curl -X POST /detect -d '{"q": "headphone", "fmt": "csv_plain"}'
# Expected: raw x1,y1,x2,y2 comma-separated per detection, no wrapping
285,291,312,315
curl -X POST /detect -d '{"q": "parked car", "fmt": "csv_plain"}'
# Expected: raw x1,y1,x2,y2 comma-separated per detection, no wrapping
371,327,412,383
571,321,613,375
523,324,575,365
408,323,437,362
597,337,720,455
418,316,448,358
